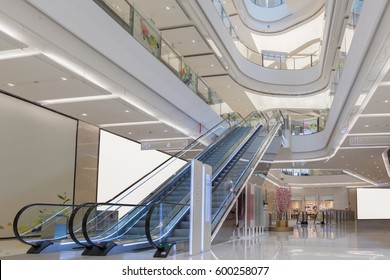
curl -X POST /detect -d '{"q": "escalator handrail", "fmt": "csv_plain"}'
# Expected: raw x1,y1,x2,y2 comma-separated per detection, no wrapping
81,202,148,248
68,202,99,248
13,203,75,247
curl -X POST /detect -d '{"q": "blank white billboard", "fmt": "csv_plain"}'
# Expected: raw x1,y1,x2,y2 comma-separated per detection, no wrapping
357,188,390,219
98,130,187,205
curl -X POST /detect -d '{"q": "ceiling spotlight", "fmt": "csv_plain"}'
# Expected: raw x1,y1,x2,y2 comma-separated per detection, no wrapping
192,40,196,43
81,113,87,116
7,83,15,87
125,110,130,113
385,100,389,103
60,77,68,81
128,132,132,135
364,124,369,128
166,6,170,10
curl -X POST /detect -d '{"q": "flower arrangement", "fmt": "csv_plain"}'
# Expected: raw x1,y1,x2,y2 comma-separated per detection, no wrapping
274,186,292,220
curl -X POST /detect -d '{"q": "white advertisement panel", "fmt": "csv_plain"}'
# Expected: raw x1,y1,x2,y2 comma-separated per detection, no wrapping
357,188,390,219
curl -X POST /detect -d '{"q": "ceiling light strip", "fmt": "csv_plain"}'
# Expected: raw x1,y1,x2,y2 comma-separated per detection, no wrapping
139,137,193,142
288,181,367,186
0,48,41,60
343,169,377,186
360,113,390,117
100,121,163,128
348,132,390,136
339,146,388,150
39,95,117,105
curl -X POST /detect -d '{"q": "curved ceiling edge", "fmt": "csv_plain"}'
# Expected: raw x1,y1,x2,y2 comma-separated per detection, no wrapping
189,0,345,94
236,0,326,35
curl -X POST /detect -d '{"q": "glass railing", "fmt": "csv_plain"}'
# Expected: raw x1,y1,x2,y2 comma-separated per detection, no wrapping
250,0,285,8
331,0,364,97
93,0,222,110
212,0,322,70
289,114,328,135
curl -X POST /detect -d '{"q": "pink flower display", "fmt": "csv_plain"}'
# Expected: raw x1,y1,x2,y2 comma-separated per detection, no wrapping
274,186,292,220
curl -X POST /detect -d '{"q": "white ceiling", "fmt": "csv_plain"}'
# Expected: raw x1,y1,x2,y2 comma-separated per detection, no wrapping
0,0,389,189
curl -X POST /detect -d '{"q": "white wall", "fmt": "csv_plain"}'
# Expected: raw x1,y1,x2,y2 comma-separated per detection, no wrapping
0,93,77,237
97,130,187,205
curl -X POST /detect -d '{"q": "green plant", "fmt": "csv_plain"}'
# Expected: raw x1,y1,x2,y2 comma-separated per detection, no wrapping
57,192,70,204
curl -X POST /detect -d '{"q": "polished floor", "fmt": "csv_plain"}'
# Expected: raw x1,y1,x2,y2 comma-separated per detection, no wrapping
1,220,390,260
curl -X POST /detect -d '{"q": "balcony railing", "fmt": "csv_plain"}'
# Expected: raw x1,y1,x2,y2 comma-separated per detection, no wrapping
93,0,223,111
212,0,321,70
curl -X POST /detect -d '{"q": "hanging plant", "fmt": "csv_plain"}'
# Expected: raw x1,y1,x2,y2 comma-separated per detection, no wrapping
274,186,292,220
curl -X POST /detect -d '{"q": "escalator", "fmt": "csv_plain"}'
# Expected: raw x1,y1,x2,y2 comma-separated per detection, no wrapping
145,112,284,255
73,110,283,256
12,110,284,256
12,112,243,254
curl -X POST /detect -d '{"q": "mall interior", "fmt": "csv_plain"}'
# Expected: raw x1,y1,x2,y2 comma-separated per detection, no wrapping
1,0,390,260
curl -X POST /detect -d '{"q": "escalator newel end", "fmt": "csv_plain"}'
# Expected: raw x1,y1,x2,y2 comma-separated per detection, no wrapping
26,240,54,254
153,242,176,258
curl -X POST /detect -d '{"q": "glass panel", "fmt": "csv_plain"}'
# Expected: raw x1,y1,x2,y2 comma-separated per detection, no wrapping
102,0,132,24
147,202,190,246
161,40,180,74
83,203,148,243
197,78,210,103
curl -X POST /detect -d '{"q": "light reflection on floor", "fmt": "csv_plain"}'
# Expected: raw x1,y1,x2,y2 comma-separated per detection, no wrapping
1,221,390,260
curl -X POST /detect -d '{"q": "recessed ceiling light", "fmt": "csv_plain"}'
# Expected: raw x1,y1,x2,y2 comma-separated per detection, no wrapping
60,77,68,81
81,113,87,116
210,64,214,67
192,40,196,43
128,132,132,135
7,83,15,87
364,124,369,127
341,156,344,158
227,85,231,88
371,155,374,157
166,6,170,10
164,130,168,133
125,110,130,113
385,100,389,103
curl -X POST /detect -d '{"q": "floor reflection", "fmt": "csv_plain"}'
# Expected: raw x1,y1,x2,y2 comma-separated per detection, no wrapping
2,221,390,260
